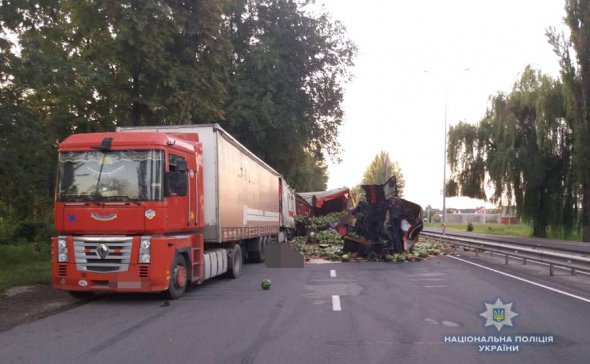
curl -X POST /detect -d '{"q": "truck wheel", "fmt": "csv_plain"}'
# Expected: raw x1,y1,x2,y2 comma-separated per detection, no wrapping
68,291,94,300
249,237,266,263
227,244,243,278
167,255,188,299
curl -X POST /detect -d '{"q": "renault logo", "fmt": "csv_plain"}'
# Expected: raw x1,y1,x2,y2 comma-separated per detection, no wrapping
96,244,110,259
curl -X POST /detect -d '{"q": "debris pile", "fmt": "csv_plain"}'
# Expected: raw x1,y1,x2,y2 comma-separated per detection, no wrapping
294,212,342,235
341,177,424,258
290,229,446,263
291,237,342,262
290,177,431,263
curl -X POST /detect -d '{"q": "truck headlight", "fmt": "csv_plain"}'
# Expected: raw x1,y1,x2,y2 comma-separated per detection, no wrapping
139,236,151,263
57,237,68,262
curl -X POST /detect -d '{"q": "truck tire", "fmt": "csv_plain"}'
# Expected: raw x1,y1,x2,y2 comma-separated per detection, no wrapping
167,254,188,299
249,236,266,263
227,244,243,278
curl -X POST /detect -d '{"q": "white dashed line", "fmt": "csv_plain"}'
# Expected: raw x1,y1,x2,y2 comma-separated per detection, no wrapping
450,255,590,304
330,269,336,278
332,295,342,311
424,285,447,288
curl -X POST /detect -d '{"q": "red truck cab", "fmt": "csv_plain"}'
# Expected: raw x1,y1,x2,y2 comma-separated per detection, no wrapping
52,131,207,298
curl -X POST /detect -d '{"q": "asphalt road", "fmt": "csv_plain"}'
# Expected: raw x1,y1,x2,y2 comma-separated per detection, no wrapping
1,253,590,364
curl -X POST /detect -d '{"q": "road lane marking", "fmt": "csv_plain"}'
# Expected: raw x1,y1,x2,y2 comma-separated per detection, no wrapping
410,278,446,281
330,269,336,278
425,318,439,325
450,256,590,304
424,285,447,288
442,321,461,327
332,295,342,311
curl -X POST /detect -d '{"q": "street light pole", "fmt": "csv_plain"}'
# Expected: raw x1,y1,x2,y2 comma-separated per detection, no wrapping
442,88,448,231
423,68,470,232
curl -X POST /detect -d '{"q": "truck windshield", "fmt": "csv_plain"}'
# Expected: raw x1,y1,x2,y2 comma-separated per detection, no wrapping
57,150,164,202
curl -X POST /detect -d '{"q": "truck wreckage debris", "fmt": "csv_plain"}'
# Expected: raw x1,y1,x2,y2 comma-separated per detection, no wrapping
293,177,427,262
343,177,424,257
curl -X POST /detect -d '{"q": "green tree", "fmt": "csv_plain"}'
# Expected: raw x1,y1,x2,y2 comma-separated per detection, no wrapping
448,67,575,238
223,0,356,190
361,151,405,196
0,0,234,229
286,150,329,191
0,0,356,228
547,0,590,242
0,89,54,222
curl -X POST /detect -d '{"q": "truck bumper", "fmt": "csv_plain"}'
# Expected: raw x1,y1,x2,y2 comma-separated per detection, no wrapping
51,234,203,294
52,263,170,293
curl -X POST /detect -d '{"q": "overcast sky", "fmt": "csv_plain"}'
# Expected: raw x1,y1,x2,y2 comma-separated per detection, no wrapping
315,0,567,209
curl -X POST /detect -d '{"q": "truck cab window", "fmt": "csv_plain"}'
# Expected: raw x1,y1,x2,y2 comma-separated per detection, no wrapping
57,150,164,202
166,154,188,196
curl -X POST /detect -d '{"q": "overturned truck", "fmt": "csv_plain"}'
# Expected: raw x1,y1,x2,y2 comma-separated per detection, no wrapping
344,177,423,257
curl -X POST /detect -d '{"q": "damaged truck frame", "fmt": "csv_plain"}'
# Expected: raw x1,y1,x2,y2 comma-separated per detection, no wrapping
344,176,424,257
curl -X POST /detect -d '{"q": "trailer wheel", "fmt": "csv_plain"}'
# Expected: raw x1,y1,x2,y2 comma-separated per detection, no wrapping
227,244,243,278
249,236,267,263
167,255,188,299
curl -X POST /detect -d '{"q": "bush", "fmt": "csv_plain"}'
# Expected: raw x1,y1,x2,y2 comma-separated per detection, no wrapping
0,243,51,293
0,243,50,265
467,222,474,232
13,221,54,244
0,219,54,245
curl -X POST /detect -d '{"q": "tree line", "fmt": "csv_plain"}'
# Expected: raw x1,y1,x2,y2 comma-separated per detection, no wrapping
0,0,357,242
447,1,590,241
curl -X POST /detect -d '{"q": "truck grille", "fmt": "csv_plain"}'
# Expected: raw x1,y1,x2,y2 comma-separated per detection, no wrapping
73,236,132,273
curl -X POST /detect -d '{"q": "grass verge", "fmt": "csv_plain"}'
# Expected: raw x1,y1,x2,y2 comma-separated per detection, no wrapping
453,223,532,236
425,222,580,241
0,244,51,294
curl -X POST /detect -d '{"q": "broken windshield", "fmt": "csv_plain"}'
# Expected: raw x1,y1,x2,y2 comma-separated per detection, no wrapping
57,150,164,202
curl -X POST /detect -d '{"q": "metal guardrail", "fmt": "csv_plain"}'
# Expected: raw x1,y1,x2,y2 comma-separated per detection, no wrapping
423,227,590,254
420,231,590,276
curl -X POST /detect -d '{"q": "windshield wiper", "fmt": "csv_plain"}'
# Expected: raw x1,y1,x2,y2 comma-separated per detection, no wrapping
94,154,108,195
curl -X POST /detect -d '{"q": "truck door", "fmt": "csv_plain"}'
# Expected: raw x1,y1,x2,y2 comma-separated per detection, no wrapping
167,154,189,228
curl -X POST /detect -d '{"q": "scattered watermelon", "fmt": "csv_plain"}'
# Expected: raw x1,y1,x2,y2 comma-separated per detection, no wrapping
261,279,272,290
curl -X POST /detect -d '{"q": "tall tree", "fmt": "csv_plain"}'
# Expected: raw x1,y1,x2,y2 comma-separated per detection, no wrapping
0,0,234,228
223,0,356,190
17,0,230,128
0,0,356,227
548,0,590,241
362,151,405,196
448,67,575,238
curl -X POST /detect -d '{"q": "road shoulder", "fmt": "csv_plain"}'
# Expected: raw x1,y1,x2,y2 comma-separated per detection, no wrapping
0,285,80,332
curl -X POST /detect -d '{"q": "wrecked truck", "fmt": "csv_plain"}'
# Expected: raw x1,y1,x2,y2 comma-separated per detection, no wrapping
343,177,423,257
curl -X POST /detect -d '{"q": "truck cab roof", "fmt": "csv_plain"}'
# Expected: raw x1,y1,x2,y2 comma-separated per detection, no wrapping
59,131,197,152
